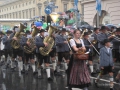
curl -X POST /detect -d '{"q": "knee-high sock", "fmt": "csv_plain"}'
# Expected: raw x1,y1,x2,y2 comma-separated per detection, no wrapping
89,65,93,73
46,68,51,78
109,76,114,88
18,61,23,71
25,64,28,71
32,64,36,72
38,68,41,76
56,65,60,72
52,61,56,71
64,62,68,70
83,87,88,90
11,60,14,68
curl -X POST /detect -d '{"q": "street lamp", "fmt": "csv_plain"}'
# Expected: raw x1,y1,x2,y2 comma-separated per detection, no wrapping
50,12,59,23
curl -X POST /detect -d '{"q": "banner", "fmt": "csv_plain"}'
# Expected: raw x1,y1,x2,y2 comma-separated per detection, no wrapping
96,0,102,16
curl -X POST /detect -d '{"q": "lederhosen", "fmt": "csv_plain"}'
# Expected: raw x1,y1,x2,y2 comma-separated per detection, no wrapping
11,33,23,59
83,38,93,61
37,36,50,66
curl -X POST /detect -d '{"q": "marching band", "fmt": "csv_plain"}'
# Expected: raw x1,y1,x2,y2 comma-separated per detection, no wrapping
0,23,120,90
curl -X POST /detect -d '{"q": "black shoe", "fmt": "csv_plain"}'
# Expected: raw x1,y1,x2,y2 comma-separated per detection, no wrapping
55,72,62,76
38,75,42,79
11,68,15,72
47,77,53,81
91,73,95,77
110,88,114,90
96,69,100,73
94,80,99,88
33,72,37,75
21,70,25,74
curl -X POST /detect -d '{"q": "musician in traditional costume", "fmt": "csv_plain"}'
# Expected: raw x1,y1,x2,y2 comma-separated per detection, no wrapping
91,28,99,54
83,32,95,76
55,28,70,75
35,29,52,80
0,31,5,65
112,28,120,62
11,26,25,72
67,30,90,90
97,26,114,49
20,30,36,74
95,39,114,90
2,30,13,68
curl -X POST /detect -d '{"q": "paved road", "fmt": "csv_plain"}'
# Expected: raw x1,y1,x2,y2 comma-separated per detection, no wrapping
0,60,120,90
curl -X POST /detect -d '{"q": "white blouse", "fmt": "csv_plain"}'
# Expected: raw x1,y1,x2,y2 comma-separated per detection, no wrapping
70,39,85,47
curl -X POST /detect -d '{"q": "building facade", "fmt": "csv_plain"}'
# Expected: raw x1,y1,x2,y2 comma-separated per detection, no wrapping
81,0,120,27
0,0,82,27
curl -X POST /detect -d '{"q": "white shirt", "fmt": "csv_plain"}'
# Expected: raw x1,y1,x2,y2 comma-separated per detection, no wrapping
105,46,110,53
70,39,85,47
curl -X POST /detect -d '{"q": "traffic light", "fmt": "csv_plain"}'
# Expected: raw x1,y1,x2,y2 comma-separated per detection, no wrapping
42,16,45,22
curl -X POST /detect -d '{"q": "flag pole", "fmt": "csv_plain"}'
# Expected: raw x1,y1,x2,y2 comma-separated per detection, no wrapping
97,11,99,28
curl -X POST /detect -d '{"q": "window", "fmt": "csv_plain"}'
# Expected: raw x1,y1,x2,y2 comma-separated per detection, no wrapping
26,2,27,5
10,13,11,18
13,6,14,9
4,14,6,18
16,5,17,8
64,4,67,12
29,1,31,4
26,9,28,18
10,7,11,10
23,3,24,6
33,8,35,17
22,11,24,18
29,9,31,18
38,7,41,16
7,14,8,18
16,12,17,18
33,0,35,3
13,13,14,18
19,11,21,18
19,4,20,7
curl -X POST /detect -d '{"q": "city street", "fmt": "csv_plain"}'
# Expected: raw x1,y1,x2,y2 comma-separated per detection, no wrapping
0,62,120,90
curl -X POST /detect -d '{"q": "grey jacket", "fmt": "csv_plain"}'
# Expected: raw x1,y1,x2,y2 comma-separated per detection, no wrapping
55,35,70,52
35,36,45,53
91,33,98,48
97,33,109,48
2,34,13,50
100,47,114,67
20,36,28,50
112,37,120,49
82,38,93,52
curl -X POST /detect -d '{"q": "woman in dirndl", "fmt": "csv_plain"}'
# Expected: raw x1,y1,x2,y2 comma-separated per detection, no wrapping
67,30,90,90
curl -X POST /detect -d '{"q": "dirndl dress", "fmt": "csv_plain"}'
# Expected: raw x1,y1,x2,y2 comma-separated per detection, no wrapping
67,43,90,89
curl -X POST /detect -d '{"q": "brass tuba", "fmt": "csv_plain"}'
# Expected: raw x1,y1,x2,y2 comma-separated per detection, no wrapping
11,23,26,49
23,26,39,54
39,26,57,56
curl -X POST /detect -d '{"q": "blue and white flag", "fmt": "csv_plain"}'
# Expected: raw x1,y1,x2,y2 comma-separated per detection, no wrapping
74,0,78,9
96,0,102,16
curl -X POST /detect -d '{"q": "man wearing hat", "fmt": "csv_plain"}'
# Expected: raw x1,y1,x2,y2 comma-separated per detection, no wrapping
112,28,120,62
97,26,114,49
35,29,53,80
2,30,13,68
82,32,95,76
20,30,36,75
55,28,70,76
0,31,5,65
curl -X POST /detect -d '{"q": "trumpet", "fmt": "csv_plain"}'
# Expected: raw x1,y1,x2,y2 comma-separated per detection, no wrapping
108,31,120,41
